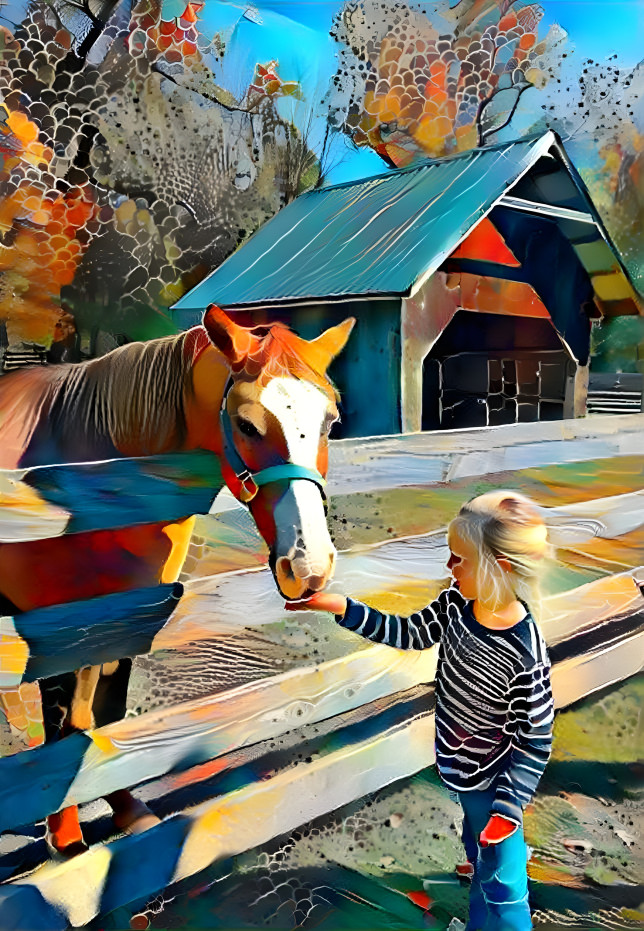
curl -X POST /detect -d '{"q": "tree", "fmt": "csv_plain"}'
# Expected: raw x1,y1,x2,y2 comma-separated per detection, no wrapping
0,0,320,350
323,0,566,166
540,55,643,293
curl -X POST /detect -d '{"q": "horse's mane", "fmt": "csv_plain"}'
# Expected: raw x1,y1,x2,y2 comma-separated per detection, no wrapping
0,321,337,467
0,332,192,464
48,332,192,456
246,325,339,402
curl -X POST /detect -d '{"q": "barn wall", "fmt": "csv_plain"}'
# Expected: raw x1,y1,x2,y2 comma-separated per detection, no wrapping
489,206,594,366
401,273,460,432
402,266,584,432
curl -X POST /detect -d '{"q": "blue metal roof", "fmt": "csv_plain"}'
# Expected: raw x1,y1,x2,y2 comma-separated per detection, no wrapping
172,131,639,313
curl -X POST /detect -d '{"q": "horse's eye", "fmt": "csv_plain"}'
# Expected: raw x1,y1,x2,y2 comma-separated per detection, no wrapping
238,419,259,439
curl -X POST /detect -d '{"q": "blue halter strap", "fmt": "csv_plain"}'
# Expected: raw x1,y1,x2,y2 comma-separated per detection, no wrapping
220,399,327,504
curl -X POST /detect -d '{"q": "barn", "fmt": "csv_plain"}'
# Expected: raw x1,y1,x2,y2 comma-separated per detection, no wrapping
172,130,641,438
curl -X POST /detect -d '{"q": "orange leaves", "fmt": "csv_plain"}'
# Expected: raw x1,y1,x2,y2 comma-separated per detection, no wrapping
353,22,462,159
179,2,200,25
341,1,557,164
1,106,51,170
429,59,447,85
0,198,21,234
0,109,97,340
130,0,203,64
424,82,448,105
9,189,95,289
498,10,518,32
245,60,303,104
414,114,452,157
5,109,38,146
65,200,94,228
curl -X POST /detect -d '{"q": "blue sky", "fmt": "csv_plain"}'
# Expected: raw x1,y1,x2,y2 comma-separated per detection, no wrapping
539,0,642,68
2,0,640,74
165,0,384,181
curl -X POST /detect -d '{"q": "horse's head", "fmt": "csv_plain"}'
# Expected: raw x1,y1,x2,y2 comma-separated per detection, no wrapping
203,305,355,601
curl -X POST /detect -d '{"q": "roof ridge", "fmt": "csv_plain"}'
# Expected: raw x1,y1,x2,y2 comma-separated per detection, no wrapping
171,128,640,317
309,131,553,196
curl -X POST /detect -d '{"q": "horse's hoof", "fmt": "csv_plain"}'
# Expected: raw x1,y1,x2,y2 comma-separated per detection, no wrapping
130,914,150,930
46,805,87,858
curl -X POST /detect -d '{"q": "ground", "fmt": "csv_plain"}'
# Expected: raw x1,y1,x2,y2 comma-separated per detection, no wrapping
91,674,644,930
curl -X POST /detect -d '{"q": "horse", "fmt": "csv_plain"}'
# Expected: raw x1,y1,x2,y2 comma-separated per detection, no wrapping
0,303,355,854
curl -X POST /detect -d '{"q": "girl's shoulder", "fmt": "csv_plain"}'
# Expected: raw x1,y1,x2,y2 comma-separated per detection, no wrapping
508,614,550,669
435,585,469,609
431,585,471,621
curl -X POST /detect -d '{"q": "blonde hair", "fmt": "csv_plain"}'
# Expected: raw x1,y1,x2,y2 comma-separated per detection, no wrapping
449,490,551,621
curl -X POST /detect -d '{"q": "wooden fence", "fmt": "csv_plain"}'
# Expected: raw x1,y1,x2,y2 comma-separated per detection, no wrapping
0,414,642,929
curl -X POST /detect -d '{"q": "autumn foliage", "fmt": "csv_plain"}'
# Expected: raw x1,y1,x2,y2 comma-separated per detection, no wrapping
129,1,204,63
244,60,304,108
333,0,563,165
0,106,96,342
0,0,311,351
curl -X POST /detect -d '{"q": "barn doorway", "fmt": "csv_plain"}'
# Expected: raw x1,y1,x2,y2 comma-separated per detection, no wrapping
421,310,576,430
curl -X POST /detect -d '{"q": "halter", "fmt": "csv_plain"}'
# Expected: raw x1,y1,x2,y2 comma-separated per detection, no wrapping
219,385,327,504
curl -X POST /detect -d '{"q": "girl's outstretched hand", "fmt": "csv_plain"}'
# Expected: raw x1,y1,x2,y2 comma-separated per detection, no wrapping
284,593,348,615
479,815,518,846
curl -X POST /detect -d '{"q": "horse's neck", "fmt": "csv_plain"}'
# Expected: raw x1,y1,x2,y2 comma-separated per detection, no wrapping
0,331,229,467
183,341,230,455
99,331,229,458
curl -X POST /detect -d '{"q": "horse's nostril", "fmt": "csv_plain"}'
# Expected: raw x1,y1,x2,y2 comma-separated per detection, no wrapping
276,556,295,583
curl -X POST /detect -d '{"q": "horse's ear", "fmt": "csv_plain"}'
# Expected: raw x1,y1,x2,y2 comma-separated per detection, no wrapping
203,304,260,369
307,318,356,372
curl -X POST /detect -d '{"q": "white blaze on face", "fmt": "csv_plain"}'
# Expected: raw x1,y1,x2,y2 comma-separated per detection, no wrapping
259,377,328,467
260,377,336,597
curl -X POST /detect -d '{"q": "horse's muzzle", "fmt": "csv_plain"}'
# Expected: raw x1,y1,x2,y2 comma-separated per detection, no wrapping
272,551,336,601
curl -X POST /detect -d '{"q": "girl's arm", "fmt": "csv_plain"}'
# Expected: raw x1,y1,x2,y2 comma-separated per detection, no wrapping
287,587,466,651
491,661,554,825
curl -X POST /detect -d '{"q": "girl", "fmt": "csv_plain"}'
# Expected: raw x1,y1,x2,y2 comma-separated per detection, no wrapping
288,490,554,931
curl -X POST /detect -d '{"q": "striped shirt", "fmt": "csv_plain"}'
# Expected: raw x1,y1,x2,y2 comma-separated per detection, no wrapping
336,587,553,824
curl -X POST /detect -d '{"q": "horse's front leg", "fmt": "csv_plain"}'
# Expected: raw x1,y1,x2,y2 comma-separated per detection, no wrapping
69,664,103,730
40,666,98,856
72,661,161,837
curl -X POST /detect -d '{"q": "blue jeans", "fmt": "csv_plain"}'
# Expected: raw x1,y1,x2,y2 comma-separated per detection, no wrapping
457,783,532,931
